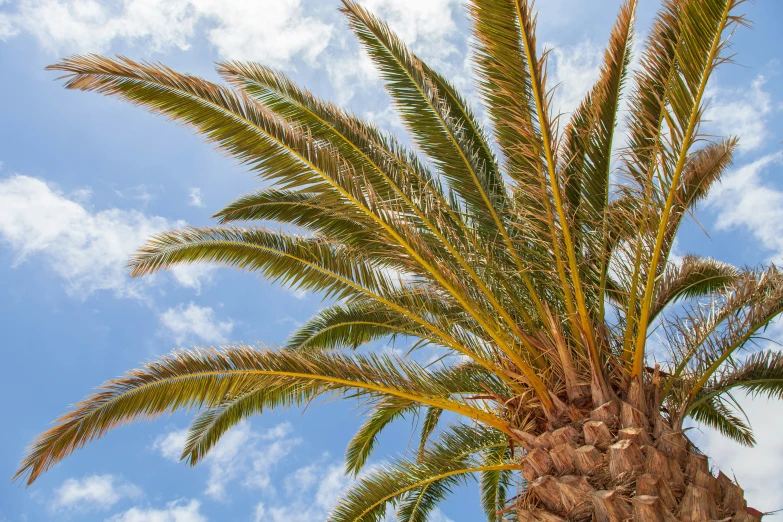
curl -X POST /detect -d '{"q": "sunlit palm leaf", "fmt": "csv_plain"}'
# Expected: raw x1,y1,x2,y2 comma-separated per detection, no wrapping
14,346,507,485
330,424,511,522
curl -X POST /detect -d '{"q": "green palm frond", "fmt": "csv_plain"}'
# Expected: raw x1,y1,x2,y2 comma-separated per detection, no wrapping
480,442,514,522
687,393,755,446
346,396,416,476
340,0,508,237
628,0,746,378
129,226,403,301
469,0,544,203
14,346,510,485
217,60,438,207
661,266,783,415
660,138,738,260
338,0,552,348
331,424,512,522
690,349,783,409
217,60,484,272
213,189,376,243
48,55,491,325
651,255,740,320
48,56,347,195
286,301,431,352
417,407,443,460
560,0,637,316
182,383,301,465
345,364,507,477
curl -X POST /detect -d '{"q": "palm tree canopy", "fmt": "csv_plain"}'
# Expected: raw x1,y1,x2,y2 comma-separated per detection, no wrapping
16,0,783,520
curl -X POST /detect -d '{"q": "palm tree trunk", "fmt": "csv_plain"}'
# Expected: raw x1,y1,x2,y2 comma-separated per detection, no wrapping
513,401,761,521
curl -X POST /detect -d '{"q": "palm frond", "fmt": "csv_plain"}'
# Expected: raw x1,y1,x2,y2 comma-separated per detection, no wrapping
417,407,443,460
629,0,745,378
338,0,553,353
687,393,755,446
340,0,508,237
661,137,738,258
286,301,434,352
559,0,637,317
218,60,489,276
479,440,514,522
49,55,494,331
651,255,740,320
182,383,301,465
330,424,511,522
48,56,346,195
690,349,783,409
660,266,783,414
217,60,441,207
129,226,402,302
346,396,416,476
14,346,510,485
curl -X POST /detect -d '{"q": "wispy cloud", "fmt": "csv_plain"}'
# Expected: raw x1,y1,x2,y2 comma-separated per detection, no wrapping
706,152,783,262
159,302,233,345
106,499,207,522
188,187,205,208
254,463,352,522
50,474,141,513
547,40,603,117
705,72,779,153
0,174,212,299
1,0,332,68
154,422,300,502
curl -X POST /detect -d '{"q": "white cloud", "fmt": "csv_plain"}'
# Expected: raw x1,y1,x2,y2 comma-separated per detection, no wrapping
359,0,460,64
258,463,352,522
314,465,350,512
159,302,233,345
51,474,141,513
253,503,266,522
324,44,379,105
154,422,299,502
0,174,214,299
3,0,332,67
191,0,332,67
168,264,215,294
206,421,300,500
262,463,451,522
290,288,308,300
11,0,195,54
106,499,207,522
284,464,319,494
240,438,302,493
153,429,189,463
706,152,783,262
705,74,778,153
151,422,359,518
548,40,603,117
430,509,456,522
188,187,204,208
262,422,294,440
0,12,18,40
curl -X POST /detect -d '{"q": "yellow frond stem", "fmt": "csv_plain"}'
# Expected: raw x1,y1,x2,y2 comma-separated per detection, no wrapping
632,0,734,379
515,0,604,389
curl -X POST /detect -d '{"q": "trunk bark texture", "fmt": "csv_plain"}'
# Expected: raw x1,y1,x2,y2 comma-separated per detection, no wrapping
513,401,761,521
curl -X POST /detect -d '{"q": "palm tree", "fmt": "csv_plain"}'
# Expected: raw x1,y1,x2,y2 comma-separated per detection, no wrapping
14,0,782,519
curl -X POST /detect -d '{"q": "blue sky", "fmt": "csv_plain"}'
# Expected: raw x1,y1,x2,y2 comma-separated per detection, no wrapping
0,0,782,520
